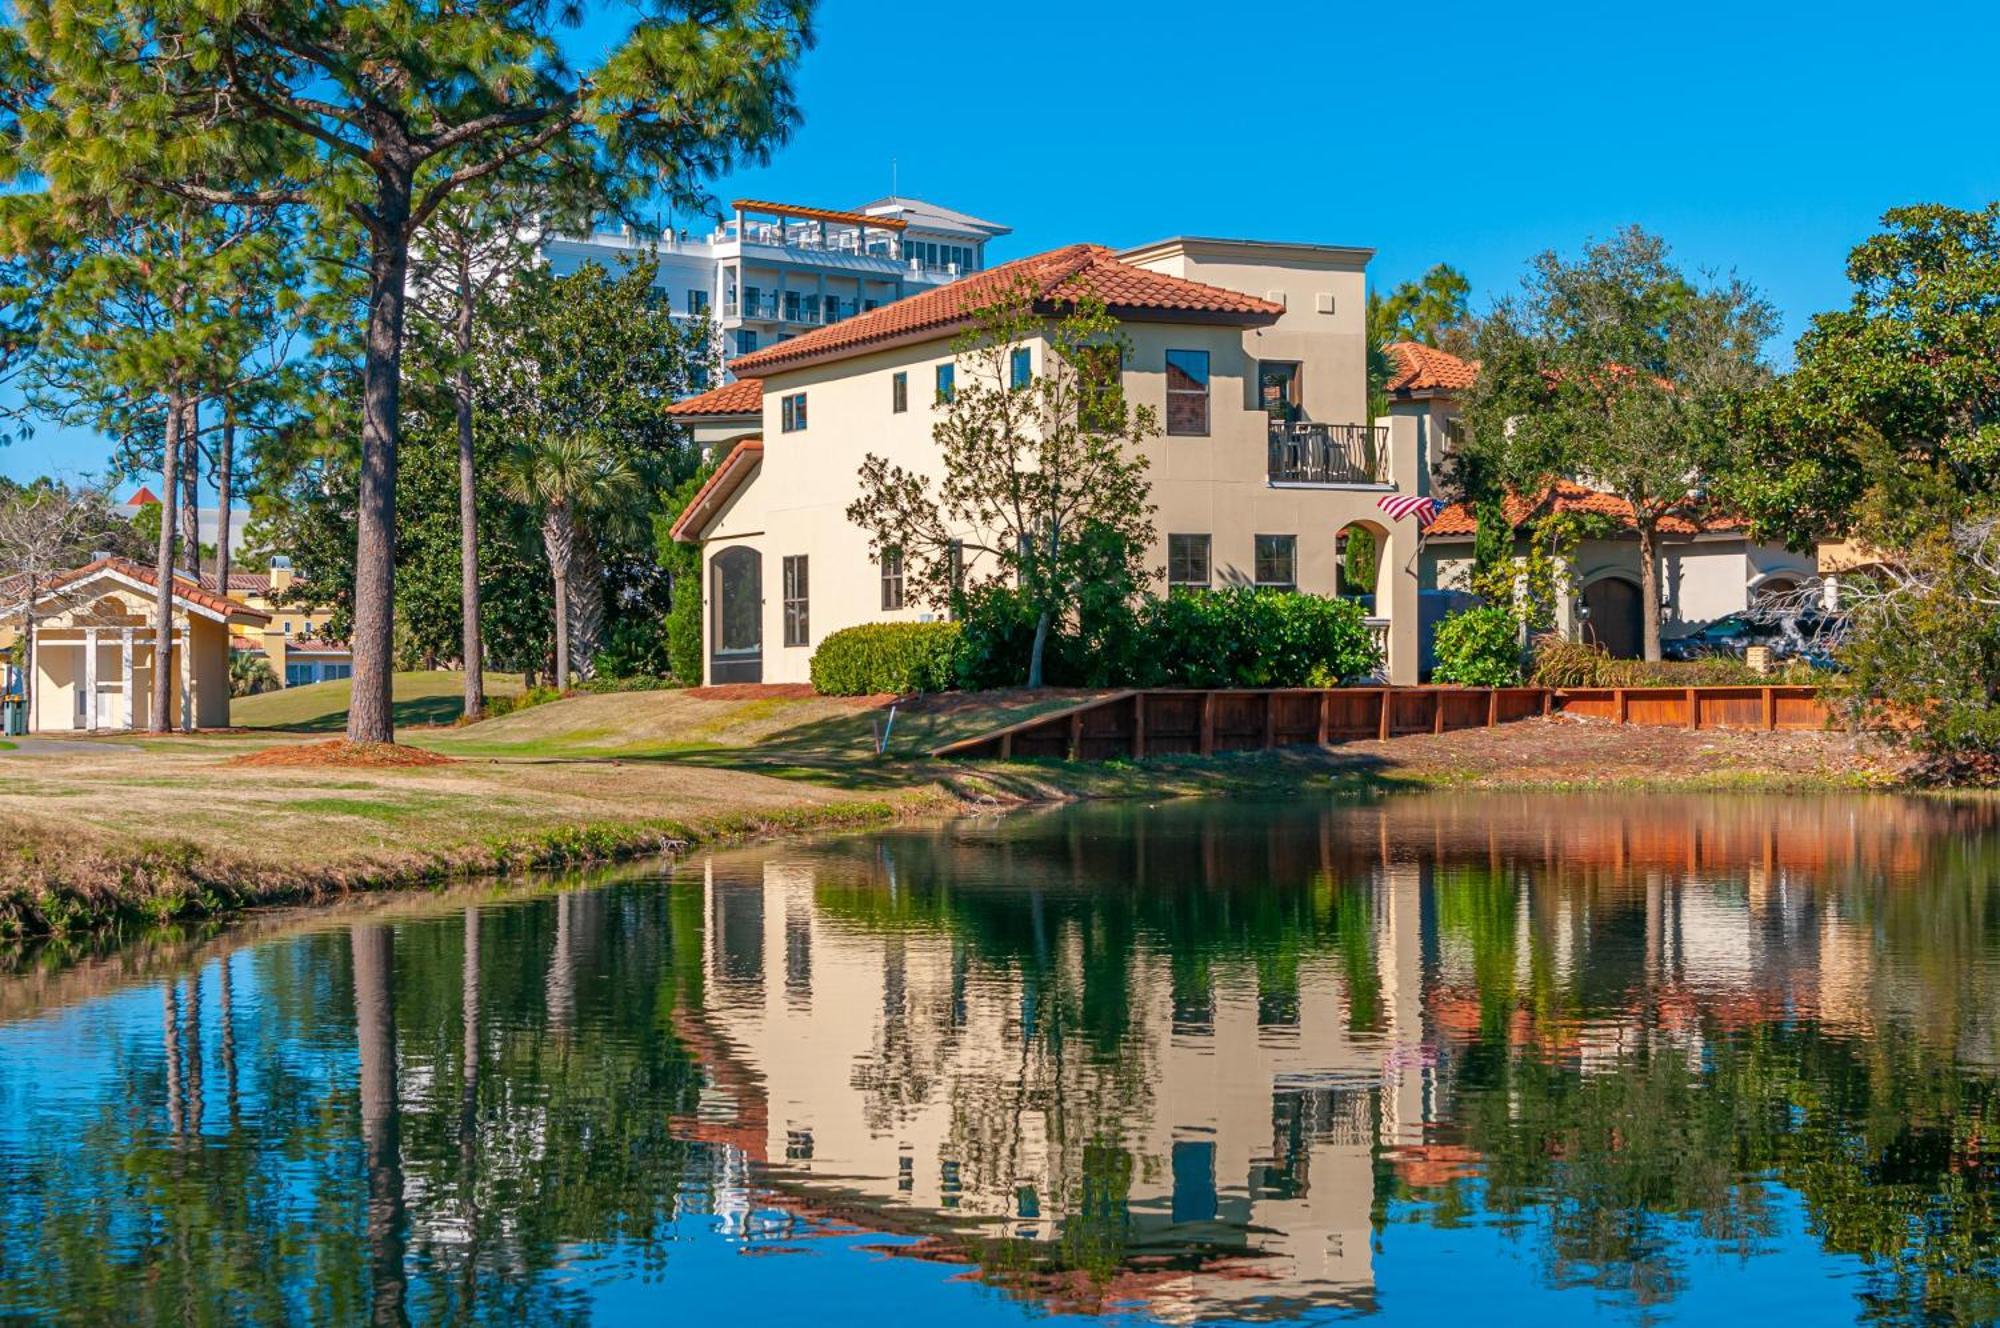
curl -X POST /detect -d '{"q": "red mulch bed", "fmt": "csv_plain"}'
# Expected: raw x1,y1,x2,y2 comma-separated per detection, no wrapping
227,740,458,769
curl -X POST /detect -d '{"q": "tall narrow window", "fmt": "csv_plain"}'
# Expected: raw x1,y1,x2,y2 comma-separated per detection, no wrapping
891,371,908,414
935,363,955,404
1166,349,1210,435
781,392,808,433
1167,534,1211,589
734,330,757,355
688,289,710,316
947,539,965,611
1010,347,1032,389
782,555,810,646
880,548,905,611
1254,535,1297,590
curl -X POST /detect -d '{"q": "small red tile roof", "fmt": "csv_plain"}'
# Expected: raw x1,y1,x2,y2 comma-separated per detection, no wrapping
1384,342,1479,395
668,377,764,417
124,485,162,506
31,556,272,622
1427,480,1746,540
732,244,1284,375
669,440,764,543
202,571,285,594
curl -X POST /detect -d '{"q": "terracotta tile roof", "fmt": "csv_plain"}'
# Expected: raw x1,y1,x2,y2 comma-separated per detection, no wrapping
1384,342,1479,395
202,571,283,594
123,485,162,506
731,244,1284,375
1427,481,1746,540
669,440,764,543
229,634,264,652
668,377,764,417
27,556,273,622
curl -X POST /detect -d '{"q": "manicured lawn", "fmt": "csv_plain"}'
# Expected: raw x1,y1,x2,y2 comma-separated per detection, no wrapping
232,670,524,732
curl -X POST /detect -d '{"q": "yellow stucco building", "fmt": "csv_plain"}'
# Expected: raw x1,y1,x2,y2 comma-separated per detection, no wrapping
2,556,269,732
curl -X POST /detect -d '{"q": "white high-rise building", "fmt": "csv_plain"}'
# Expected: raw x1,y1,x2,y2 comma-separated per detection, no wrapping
544,195,1010,374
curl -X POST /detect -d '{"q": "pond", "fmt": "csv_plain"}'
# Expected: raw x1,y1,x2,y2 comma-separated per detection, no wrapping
1,792,1997,1325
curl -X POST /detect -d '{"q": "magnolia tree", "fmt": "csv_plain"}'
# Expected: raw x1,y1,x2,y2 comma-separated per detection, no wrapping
0,481,119,723
847,284,1157,689
1461,227,1776,661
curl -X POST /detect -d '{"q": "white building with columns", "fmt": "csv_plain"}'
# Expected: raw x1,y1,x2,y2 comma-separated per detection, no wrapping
1,557,267,732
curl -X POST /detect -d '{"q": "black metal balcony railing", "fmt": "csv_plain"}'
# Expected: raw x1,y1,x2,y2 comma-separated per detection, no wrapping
1267,422,1392,486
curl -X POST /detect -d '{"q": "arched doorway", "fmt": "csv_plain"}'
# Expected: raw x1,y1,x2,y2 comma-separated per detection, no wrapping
1581,576,1643,659
1750,575,1799,608
709,546,763,683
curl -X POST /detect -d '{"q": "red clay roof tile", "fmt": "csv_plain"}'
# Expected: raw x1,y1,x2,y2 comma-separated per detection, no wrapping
36,556,273,622
1427,481,1746,539
669,440,764,543
1384,342,1479,395
731,244,1283,375
668,377,764,417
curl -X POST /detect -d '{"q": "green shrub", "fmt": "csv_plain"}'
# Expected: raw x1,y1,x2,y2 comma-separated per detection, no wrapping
1139,588,1380,687
1433,605,1523,686
479,686,562,721
810,622,962,696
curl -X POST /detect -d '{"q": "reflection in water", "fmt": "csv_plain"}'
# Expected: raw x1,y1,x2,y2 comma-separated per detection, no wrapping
0,793,1996,1325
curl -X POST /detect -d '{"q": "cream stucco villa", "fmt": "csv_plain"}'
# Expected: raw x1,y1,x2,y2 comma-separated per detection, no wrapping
670,237,1428,686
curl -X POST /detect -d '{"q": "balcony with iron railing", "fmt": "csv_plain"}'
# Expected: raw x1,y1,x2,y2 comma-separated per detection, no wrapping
1266,421,1393,487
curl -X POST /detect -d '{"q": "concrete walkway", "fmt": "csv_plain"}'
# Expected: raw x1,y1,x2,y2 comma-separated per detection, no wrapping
0,737,146,756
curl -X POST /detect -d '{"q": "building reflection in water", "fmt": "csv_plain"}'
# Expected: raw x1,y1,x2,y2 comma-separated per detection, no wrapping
1,792,1994,1326
662,793,1995,1321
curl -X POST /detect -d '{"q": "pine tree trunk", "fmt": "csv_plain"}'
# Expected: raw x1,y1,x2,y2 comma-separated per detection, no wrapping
347,189,415,746
1637,518,1663,663
567,534,603,682
151,398,183,733
179,399,200,578
17,578,36,733
215,400,234,599
455,258,484,723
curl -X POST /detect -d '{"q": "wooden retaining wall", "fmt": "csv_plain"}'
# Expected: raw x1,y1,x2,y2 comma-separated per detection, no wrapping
1554,685,1827,732
933,684,1831,762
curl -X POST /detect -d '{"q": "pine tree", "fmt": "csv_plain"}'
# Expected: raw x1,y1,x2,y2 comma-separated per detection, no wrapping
7,0,811,741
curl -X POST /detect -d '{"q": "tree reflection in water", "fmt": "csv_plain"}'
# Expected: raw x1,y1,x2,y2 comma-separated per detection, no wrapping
0,793,1994,1325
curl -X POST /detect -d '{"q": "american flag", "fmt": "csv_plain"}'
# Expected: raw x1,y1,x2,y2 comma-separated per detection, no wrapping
1376,493,1439,532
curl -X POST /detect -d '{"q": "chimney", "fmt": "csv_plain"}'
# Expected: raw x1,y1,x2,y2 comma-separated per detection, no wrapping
268,562,294,593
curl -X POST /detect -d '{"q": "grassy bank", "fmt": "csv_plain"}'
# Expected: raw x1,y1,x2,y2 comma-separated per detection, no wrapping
233,669,526,731
0,681,1906,936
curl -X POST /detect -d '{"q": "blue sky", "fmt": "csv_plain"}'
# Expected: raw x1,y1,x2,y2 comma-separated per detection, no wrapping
6,0,1996,487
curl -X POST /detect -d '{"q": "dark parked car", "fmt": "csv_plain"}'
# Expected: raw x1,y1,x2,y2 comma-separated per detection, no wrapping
1662,609,1844,665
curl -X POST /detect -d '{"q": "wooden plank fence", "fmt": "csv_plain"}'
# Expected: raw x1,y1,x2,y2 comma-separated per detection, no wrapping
932,684,1829,762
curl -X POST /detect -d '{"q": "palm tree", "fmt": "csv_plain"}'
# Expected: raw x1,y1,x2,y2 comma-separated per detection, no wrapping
501,435,636,690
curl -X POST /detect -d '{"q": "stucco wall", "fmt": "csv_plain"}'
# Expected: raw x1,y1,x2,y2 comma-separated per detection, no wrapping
704,302,1424,685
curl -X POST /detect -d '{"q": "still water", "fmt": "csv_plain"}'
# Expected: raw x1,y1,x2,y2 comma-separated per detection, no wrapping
2,793,1997,1326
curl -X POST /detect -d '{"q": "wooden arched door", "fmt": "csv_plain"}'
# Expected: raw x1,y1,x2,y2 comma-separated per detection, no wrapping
1582,577,1643,659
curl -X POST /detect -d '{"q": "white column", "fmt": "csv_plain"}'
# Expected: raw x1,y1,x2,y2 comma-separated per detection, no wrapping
83,627,98,731
178,629,194,730
121,628,135,731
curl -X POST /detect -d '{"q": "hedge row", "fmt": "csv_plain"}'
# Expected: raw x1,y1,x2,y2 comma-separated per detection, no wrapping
809,622,962,696
812,588,1383,695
